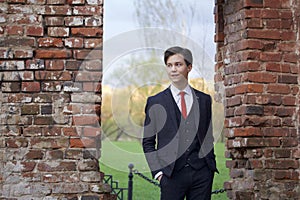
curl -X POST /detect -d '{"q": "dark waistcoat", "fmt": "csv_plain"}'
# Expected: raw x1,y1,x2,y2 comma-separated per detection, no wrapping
173,97,207,172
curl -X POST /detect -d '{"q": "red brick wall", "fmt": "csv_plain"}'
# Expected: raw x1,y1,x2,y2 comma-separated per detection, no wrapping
215,0,300,199
0,0,114,199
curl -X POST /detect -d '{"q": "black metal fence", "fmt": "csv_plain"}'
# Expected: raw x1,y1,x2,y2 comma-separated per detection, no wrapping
105,163,226,200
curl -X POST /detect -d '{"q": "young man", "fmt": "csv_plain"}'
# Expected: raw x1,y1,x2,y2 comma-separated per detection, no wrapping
143,46,218,200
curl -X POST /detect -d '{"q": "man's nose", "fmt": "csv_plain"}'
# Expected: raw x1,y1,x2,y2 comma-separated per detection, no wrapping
170,65,177,71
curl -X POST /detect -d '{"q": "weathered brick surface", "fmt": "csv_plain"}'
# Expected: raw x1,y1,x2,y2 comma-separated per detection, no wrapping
215,0,300,199
0,0,111,199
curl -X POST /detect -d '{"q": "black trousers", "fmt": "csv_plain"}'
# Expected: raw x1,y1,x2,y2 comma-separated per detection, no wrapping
160,165,214,200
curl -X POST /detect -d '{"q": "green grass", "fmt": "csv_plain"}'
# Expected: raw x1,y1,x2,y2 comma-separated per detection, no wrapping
100,140,229,200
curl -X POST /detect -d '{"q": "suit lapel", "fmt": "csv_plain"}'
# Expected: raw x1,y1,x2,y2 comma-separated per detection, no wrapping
162,88,178,129
191,88,201,128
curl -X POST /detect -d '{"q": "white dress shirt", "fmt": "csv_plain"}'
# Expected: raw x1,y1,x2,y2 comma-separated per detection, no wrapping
154,84,194,180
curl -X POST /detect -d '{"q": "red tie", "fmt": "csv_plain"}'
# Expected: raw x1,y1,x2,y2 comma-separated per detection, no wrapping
180,91,187,119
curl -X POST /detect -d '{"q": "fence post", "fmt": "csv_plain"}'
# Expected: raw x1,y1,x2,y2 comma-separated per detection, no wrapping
128,163,134,200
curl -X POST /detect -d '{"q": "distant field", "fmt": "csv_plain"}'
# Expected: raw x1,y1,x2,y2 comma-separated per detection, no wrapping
100,141,229,200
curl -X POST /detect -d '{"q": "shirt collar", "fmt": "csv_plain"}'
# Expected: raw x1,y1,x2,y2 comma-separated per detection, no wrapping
170,84,192,97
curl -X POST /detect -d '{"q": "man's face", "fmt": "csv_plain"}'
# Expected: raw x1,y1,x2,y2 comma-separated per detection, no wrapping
166,53,192,84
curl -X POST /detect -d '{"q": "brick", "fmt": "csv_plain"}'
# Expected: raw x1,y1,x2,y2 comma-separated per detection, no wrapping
35,71,72,81
274,170,292,180
0,60,25,70
22,82,40,92
236,61,261,73
42,5,72,15
47,0,65,4
0,37,35,47
74,71,102,81
27,0,46,3
66,60,81,70
65,149,82,159
26,26,44,36
45,60,65,70
46,150,64,159
265,159,299,169
278,75,298,84
38,38,64,47
82,60,102,71
246,159,263,169
52,183,88,194
63,127,80,136
64,16,83,26
6,138,28,148
37,161,76,171
84,38,102,49
21,104,40,115
25,150,44,160
261,9,280,19
30,138,68,148
34,116,55,125
48,27,69,37
274,149,291,158
281,137,298,147
61,173,80,183
26,59,45,70
67,0,85,4
275,107,295,117
14,49,33,58
6,25,24,35
71,27,102,37
265,62,290,73
32,94,52,103
281,30,297,40
235,84,263,94
283,53,298,63
70,138,96,148
8,14,41,24
35,49,72,59
64,37,83,48
231,127,263,137
40,105,52,115
44,127,61,136
42,81,63,92
267,84,291,94
260,52,282,62
85,16,102,26
83,127,101,137
282,96,296,106
23,127,43,136
1,82,21,92
263,128,289,137
86,0,102,5
246,29,281,40
242,72,277,83
264,0,281,8
72,116,99,126
73,6,102,15
45,16,64,26
78,160,99,171
80,171,101,182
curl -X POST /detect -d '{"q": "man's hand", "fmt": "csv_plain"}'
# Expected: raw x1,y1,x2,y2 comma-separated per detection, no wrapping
157,174,163,182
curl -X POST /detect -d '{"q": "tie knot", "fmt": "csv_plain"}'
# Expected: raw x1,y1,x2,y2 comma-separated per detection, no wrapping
179,91,185,97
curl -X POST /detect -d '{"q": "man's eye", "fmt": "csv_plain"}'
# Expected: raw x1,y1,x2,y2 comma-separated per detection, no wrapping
175,63,182,67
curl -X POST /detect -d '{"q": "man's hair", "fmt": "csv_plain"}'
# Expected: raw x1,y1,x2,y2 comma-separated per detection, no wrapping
164,46,193,66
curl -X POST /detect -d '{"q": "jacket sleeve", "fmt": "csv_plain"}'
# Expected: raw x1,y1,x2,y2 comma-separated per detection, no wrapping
142,97,162,178
201,95,219,173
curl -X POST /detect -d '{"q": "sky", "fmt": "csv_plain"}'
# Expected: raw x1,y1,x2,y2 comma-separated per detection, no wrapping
103,0,216,86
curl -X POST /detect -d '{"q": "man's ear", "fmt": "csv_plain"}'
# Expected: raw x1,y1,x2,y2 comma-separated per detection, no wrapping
187,64,192,72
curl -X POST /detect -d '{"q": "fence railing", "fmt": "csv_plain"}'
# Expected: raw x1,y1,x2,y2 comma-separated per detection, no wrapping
105,163,226,200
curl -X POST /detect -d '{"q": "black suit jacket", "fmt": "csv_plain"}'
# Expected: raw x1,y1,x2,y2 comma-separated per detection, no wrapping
142,87,218,178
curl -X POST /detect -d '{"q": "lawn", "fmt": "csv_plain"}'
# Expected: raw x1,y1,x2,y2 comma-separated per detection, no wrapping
100,140,229,200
